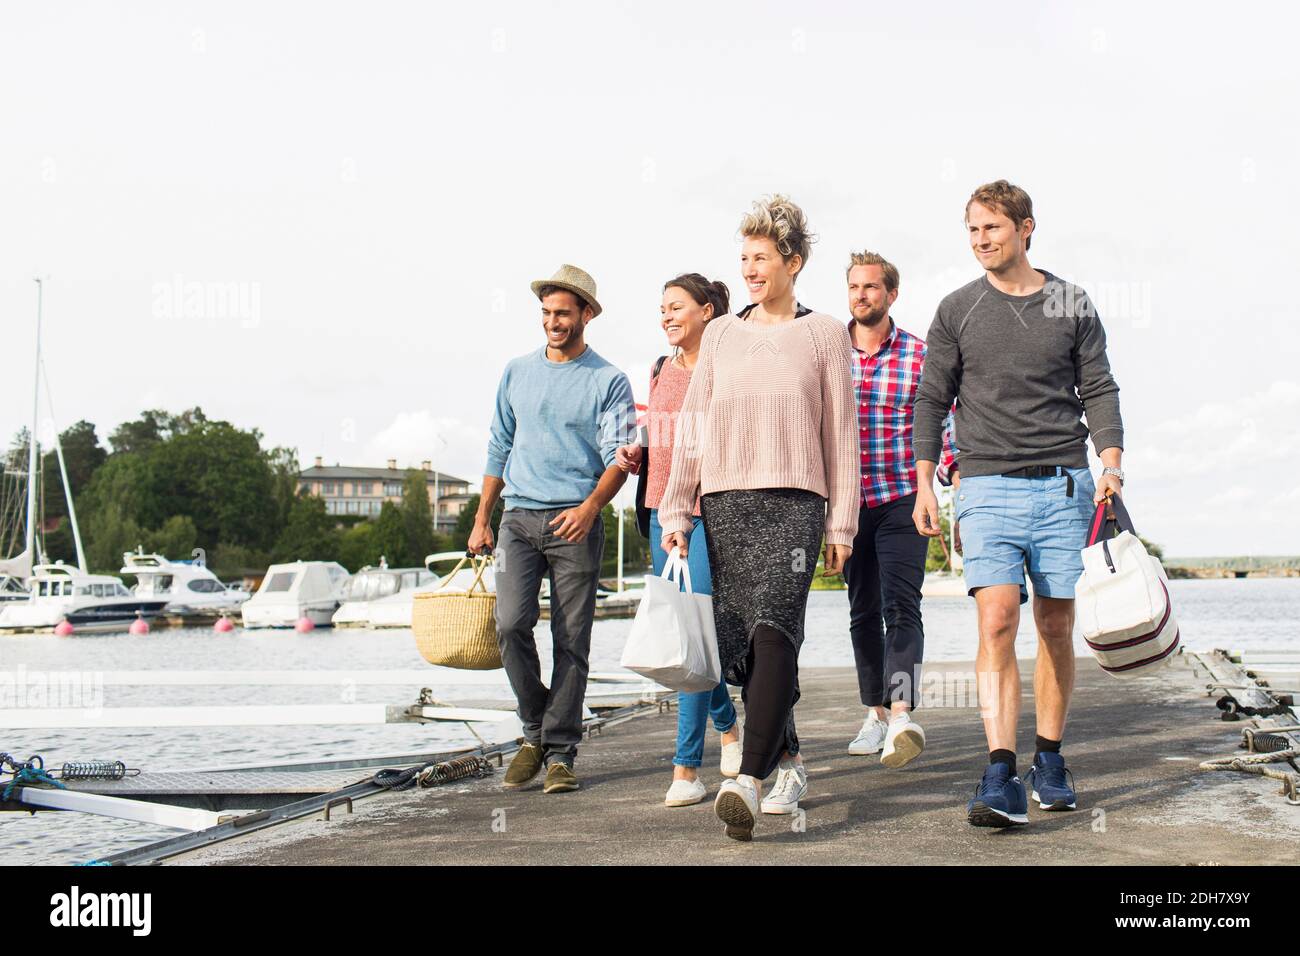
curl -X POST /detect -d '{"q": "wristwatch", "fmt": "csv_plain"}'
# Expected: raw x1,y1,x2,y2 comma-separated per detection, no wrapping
1101,467,1125,484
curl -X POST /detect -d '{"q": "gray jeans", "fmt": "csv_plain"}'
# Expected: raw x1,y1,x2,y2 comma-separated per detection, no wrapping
494,507,604,766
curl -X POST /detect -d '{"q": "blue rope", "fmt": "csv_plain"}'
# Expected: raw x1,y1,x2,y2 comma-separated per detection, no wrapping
1,755,67,801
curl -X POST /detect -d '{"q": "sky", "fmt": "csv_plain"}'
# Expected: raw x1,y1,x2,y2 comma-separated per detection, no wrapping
2,1,1297,557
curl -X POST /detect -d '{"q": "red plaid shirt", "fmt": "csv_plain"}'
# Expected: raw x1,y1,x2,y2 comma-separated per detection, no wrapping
850,319,956,507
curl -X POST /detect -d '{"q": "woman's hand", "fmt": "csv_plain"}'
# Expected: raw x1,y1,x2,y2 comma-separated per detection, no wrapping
661,531,690,558
823,543,853,575
615,443,642,474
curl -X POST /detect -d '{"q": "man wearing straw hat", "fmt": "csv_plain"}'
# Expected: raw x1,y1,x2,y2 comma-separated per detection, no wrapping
469,264,637,794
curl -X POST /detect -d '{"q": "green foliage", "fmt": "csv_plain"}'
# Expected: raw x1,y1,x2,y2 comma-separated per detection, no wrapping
271,492,341,564
373,500,408,564
208,541,271,580
926,508,955,572
601,505,651,579
78,409,282,570
149,515,199,559
337,521,380,572
146,420,279,552
84,501,146,573
400,469,436,567
40,420,107,521
1138,535,1165,563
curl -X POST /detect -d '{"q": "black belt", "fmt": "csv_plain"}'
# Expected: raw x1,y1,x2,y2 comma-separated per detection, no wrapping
1001,465,1075,497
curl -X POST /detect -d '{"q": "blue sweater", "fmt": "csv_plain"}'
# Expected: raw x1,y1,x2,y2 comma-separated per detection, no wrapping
485,345,637,511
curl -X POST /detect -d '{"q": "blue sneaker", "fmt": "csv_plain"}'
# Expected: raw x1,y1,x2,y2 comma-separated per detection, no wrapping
1025,751,1077,810
966,763,1029,827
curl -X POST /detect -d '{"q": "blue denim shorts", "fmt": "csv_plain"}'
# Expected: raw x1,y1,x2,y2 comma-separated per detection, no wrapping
956,467,1095,604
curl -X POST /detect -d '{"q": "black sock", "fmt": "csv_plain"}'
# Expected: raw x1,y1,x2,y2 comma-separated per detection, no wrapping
989,749,1017,774
1034,735,1062,757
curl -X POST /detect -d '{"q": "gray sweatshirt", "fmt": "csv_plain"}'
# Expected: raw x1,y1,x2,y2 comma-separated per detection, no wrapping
913,271,1123,477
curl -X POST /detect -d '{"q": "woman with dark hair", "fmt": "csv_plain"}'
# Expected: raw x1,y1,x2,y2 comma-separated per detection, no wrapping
658,195,859,841
616,273,741,807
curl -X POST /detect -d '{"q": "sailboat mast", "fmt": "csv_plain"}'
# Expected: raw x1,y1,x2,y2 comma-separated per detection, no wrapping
43,364,88,573
24,278,42,564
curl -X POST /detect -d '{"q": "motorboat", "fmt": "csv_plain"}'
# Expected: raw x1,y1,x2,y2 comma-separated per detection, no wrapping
119,549,251,615
332,559,435,628
0,561,170,633
240,561,350,629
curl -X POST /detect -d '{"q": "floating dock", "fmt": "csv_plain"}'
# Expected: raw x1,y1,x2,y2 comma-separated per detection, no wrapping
107,654,1299,866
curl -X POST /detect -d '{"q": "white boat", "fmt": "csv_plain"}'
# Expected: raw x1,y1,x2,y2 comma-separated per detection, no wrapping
331,559,435,628
240,561,350,629
0,561,169,633
119,548,251,615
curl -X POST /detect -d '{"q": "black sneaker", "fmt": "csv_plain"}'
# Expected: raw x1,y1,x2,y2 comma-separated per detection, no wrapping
502,742,544,790
542,762,580,794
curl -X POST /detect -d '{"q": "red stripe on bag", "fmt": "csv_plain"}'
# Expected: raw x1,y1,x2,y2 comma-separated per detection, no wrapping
1098,630,1181,673
1083,580,1173,652
1087,501,1109,547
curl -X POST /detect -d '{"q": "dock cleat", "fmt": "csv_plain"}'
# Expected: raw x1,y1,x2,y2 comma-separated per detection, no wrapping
966,763,1029,828
1025,751,1077,811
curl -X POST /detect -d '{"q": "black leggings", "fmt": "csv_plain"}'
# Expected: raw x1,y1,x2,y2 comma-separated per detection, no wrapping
739,624,800,779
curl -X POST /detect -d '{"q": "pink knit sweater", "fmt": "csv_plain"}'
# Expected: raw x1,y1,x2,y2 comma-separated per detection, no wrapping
657,309,861,547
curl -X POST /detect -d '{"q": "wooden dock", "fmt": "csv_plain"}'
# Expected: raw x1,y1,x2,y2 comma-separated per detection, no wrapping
158,655,1300,866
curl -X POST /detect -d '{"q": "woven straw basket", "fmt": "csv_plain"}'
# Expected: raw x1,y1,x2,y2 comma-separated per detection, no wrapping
412,552,501,670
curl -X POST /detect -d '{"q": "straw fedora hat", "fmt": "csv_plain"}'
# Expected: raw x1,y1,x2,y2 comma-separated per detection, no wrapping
530,264,602,317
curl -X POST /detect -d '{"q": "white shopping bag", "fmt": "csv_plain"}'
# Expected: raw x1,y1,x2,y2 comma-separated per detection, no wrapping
620,548,721,693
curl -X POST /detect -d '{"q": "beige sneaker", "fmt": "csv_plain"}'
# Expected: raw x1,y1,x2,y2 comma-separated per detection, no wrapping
502,742,544,790
542,762,580,794
881,714,926,768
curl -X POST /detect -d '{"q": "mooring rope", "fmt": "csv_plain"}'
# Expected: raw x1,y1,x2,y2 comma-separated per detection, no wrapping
0,753,67,801
1214,694,1294,720
1198,749,1300,805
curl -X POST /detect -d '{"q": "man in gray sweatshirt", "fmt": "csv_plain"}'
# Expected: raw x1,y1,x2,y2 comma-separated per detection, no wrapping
912,180,1125,829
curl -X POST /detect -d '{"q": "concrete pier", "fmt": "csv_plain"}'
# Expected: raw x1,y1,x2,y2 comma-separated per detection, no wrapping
174,657,1300,865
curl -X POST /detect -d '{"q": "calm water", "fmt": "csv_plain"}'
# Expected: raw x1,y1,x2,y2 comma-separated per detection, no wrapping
2,578,1296,865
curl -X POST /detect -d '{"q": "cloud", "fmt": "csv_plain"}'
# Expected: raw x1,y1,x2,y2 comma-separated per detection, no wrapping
361,411,488,486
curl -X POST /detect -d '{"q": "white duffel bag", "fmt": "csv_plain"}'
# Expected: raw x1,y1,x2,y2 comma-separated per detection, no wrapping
1075,495,1180,677
620,547,721,693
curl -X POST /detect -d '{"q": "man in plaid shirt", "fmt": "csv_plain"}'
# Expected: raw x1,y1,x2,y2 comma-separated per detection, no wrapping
842,250,954,768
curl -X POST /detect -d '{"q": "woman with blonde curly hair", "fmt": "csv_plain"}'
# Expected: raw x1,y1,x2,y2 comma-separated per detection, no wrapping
657,195,859,841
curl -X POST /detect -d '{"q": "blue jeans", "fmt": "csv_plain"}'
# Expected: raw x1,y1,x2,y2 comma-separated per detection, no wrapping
649,508,737,768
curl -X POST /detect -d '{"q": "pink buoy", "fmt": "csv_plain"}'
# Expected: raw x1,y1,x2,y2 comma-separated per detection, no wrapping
129,615,150,635
295,616,315,633
213,615,234,633
54,619,75,636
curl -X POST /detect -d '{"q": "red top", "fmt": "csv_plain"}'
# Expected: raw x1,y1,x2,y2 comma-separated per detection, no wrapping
643,358,701,516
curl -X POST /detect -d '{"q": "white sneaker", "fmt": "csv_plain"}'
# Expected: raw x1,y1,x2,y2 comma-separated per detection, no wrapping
719,731,742,779
714,776,759,841
880,713,926,768
759,761,807,815
664,776,707,807
848,711,889,755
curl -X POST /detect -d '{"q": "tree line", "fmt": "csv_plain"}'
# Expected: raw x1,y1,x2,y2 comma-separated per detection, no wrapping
1,407,652,581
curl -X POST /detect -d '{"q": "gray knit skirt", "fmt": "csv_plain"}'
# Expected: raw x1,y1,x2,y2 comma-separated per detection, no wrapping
700,488,826,756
